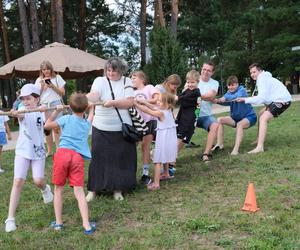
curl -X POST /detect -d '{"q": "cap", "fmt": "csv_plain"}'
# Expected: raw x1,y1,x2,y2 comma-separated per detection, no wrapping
19,84,41,97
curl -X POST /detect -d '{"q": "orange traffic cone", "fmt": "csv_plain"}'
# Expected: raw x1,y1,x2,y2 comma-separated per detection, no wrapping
241,183,260,212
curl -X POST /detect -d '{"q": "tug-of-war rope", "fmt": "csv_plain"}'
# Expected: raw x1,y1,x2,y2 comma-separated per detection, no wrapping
0,101,104,116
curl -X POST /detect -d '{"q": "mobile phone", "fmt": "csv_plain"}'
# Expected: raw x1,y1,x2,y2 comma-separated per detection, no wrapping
45,79,51,85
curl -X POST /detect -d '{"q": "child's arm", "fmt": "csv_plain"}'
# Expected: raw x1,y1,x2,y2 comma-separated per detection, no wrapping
87,104,95,123
135,99,158,110
134,102,164,120
4,121,12,140
148,93,160,104
44,105,64,130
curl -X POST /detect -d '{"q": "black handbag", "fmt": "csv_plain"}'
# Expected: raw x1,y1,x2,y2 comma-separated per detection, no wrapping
107,77,143,143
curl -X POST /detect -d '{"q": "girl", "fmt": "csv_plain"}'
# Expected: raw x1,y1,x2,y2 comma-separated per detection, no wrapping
134,92,177,191
0,113,12,174
131,71,159,185
35,61,66,157
5,84,53,233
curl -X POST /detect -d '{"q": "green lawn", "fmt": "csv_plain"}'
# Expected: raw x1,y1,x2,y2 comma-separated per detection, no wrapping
1,102,300,250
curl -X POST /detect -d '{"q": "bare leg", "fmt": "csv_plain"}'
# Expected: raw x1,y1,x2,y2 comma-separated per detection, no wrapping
153,163,162,186
54,185,64,225
141,134,153,165
33,178,46,189
7,179,25,219
74,186,91,230
45,111,54,155
203,122,219,156
177,139,185,154
248,110,273,154
251,107,266,145
216,116,235,148
231,119,250,155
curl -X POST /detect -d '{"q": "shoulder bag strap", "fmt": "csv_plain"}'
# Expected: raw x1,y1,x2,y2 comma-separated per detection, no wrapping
107,77,124,123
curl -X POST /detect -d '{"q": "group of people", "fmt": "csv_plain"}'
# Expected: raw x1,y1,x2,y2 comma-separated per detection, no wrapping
1,57,292,234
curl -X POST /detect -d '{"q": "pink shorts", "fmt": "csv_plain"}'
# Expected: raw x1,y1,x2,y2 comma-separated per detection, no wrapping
52,148,84,187
14,155,45,180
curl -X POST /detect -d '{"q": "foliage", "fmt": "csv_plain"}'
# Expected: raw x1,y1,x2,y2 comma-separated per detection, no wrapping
1,102,300,249
144,27,188,86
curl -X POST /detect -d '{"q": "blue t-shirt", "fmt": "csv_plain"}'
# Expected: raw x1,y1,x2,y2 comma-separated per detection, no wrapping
223,86,256,121
57,114,91,159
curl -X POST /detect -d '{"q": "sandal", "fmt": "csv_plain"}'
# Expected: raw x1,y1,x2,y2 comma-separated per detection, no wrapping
160,174,174,181
147,183,160,191
50,221,63,231
201,153,212,162
211,145,224,151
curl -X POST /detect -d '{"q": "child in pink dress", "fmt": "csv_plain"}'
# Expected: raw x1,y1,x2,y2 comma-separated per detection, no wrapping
134,92,177,191
131,71,160,185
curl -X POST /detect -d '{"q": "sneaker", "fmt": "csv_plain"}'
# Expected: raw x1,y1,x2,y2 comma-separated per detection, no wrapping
169,165,176,177
113,191,124,201
140,175,152,185
42,184,53,204
86,191,96,203
50,221,63,231
5,218,16,233
211,144,224,151
185,141,200,148
84,222,96,235
0,167,4,175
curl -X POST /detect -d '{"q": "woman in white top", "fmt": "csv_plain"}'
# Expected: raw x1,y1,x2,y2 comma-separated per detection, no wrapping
86,57,137,202
35,61,66,156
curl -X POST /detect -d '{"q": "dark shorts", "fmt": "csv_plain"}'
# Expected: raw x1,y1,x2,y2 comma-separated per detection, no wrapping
266,102,291,117
196,115,217,131
233,113,257,128
177,126,195,144
144,120,157,136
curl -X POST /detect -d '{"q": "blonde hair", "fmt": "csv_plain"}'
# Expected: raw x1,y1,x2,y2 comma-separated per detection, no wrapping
39,60,56,78
131,70,149,85
162,74,181,94
160,92,176,110
186,70,200,82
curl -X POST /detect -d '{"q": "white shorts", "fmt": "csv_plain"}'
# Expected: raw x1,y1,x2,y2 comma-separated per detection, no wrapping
14,155,45,180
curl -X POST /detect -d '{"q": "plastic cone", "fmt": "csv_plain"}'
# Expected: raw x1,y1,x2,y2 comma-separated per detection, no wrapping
241,183,260,212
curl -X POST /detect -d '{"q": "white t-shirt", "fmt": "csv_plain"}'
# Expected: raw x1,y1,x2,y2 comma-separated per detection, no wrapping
35,74,66,104
198,78,219,117
91,76,134,131
0,115,9,132
15,108,46,160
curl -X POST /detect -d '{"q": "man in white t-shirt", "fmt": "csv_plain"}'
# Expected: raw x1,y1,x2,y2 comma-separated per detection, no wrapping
196,61,219,162
236,63,291,154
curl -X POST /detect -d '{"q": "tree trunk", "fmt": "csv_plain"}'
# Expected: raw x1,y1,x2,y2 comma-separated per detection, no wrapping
55,0,64,43
154,0,165,27
170,0,178,39
17,0,31,54
79,0,86,50
51,0,57,41
39,0,46,46
30,0,40,50
0,0,10,62
140,0,147,68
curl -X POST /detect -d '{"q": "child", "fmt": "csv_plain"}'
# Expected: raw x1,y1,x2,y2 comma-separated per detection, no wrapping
5,84,53,233
44,93,96,235
213,75,257,155
176,70,201,153
0,113,12,173
131,71,160,185
135,92,177,191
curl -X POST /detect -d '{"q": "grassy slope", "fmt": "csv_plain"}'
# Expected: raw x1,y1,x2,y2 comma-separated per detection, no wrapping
0,102,300,250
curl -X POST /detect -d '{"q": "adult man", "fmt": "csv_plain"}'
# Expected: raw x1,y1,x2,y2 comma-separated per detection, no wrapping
236,63,291,154
196,61,219,161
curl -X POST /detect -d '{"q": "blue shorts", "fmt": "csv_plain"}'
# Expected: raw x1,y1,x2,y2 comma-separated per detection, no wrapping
196,115,217,131
233,113,257,128
0,132,7,146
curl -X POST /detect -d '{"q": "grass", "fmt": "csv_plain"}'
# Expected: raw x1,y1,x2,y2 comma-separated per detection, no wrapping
1,102,300,249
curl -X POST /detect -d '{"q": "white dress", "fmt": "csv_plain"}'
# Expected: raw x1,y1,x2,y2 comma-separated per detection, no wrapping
153,109,177,164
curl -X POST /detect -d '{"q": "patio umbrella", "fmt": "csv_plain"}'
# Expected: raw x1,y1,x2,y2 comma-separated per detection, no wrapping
0,42,106,80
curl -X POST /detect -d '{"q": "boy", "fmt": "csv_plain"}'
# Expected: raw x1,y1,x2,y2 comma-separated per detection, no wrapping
236,63,291,153
44,93,96,235
213,75,257,155
176,70,201,153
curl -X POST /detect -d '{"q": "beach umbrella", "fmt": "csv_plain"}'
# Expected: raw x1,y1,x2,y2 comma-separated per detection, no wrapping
0,42,106,80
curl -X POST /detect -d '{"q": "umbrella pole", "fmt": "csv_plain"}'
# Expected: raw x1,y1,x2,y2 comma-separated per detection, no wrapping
0,101,104,116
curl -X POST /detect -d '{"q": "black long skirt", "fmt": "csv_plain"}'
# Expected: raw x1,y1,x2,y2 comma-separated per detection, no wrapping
87,126,137,192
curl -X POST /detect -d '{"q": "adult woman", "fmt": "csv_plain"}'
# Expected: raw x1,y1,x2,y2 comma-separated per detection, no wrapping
86,57,137,201
155,74,181,95
35,61,66,156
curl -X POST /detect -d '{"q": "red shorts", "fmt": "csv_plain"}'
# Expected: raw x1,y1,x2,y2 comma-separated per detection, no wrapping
52,148,84,187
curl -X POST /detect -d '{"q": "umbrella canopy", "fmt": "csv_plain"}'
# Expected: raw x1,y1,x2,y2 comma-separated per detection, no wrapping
0,42,106,80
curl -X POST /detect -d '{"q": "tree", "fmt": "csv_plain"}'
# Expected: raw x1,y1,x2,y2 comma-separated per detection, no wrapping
140,0,147,67
55,0,64,43
170,0,179,38
17,0,31,54
30,0,40,50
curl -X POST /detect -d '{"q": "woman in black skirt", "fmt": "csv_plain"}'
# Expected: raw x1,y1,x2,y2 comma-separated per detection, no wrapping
86,57,137,201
